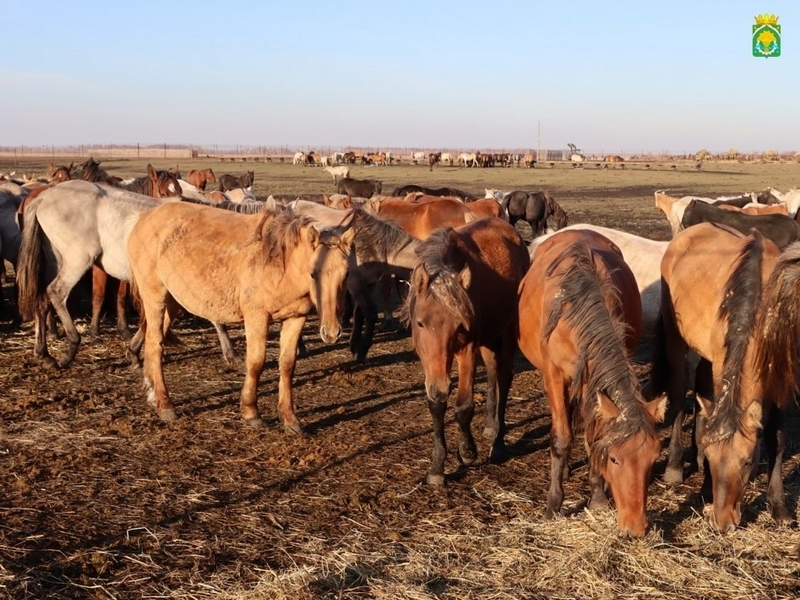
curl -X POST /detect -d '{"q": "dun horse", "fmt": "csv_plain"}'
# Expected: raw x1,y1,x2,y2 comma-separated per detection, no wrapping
128,203,355,431
652,222,800,532
403,218,530,485
518,229,666,537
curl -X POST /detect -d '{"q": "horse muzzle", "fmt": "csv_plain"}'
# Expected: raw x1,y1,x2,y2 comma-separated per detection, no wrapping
319,324,342,344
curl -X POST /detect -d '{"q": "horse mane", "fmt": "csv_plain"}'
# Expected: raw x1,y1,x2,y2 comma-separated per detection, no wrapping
704,232,764,444
78,158,117,185
752,241,800,409
401,227,474,327
252,209,313,270
351,207,413,262
542,240,653,468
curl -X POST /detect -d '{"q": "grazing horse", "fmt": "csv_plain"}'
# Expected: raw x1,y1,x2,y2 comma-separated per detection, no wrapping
337,177,382,198
501,190,568,237
391,184,473,202
680,199,800,249
323,165,350,182
186,168,216,190
15,181,183,367
363,197,476,239
518,229,666,537
218,170,254,192
128,203,355,430
403,218,530,484
603,155,624,163
652,223,800,532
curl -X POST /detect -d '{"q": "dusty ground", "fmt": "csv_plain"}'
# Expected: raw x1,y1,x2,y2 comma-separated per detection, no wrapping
1,159,799,599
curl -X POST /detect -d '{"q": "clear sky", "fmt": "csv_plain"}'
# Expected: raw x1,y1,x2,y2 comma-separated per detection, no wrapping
2,1,797,154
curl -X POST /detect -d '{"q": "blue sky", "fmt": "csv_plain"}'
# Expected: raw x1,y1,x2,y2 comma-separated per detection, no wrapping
2,1,797,154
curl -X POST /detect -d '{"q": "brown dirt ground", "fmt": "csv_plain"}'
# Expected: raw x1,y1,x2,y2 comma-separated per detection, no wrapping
1,160,799,599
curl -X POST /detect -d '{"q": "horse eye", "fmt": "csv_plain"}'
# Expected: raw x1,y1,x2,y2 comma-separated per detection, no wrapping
609,456,620,466
416,320,424,329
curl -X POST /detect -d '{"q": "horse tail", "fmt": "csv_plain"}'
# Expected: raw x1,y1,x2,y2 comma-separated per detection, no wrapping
753,241,800,405
16,195,48,322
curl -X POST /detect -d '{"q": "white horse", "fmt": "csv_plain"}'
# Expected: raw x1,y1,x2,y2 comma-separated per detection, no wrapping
459,152,478,167
529,224,667,338
292,151,305,165
323,165,350,182
15,181,239,368
440,152,453,166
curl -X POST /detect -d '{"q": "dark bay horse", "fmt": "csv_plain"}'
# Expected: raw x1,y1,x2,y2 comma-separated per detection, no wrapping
652,222,800,532
391,184,473,202
218,170,254,192
128,204,355,430
518,229,666,537
680,198,800,249
337,177,382,198
403,218,530,485
502,190,568,237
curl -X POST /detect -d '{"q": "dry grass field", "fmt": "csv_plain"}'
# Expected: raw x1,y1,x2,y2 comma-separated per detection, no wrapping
1,157,800,599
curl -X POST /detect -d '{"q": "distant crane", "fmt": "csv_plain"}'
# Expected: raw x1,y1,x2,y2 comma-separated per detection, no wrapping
567,143,586,163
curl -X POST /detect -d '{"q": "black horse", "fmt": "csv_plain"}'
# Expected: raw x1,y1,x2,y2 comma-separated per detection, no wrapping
218,170,254,192
501,190,568,237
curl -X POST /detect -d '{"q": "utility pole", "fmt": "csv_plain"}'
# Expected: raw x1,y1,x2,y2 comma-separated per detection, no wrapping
537,121,541,162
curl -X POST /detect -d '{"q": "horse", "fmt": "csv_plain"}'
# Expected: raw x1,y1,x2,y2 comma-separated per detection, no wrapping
15,180,186,367
529,224,668,338
218,170,254,192
518,229,666,537
0,190,22,320
603,155,624,163
681,198,800,249
186,168,216,190
651,222,800,532
428,152,441,171
127,203,355,431
402,218,530,485
323,165,350,182
90,164,182,340
363,196,476,239
500,190,568,237
289,200,421,361
76,157,119,185
391,184,473,202
336,177,382,198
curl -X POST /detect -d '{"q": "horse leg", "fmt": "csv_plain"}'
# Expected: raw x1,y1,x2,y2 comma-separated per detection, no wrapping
481,334,514,462
348,280,378,362
544,365,572,519
763,404,791,523
693,358,713,500
453,347,477,466
275,315,306,434
115,280,132,341
33,304,58,369
140,293,175,422
238,313,270,427
212,321,243,371
89,265,107,339
46,265,88,367
376,275,397,332
426,390,448,486
662,306,689,484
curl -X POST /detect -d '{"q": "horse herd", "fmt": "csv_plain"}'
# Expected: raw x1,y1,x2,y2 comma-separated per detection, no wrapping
2,163,800,539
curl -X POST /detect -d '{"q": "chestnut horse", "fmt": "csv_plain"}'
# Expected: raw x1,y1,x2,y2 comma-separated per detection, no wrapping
652,222,800,532
364,196,476,239
128,204,355,430
518,229,666,537
403,218,530,485
186,168,217,190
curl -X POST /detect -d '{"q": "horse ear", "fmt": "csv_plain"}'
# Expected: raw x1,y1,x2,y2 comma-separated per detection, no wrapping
459,264,472,290
146,164,157,179
644,393,668,423
411,265,429,294
67,161,73,171
339,227,356,250
696,394,714,418
743,401,763,432
596,391,620,421
323,194,331,206
306,225,321,248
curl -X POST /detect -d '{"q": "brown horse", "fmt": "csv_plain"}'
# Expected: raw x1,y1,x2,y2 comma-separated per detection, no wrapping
403,193,506,222
403,218,530,484
187,168,217,190
91,164,182,341
128,203,355,430
364,196,476,239
652,222,800,532
428,152,441,171
518,229,666,537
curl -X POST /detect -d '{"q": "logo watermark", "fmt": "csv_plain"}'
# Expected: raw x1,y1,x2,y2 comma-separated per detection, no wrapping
753,14,781,58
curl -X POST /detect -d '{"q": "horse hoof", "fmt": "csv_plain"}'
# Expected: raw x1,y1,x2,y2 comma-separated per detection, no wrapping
426,473,445,486
41,356,59,370
283,420,305,435
245,417,264,429
56,357,73,369
771,505,793,524
119,329,133,342
664,466,684,485
159,409,178,423
458,444,478,466
483,426,498,441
